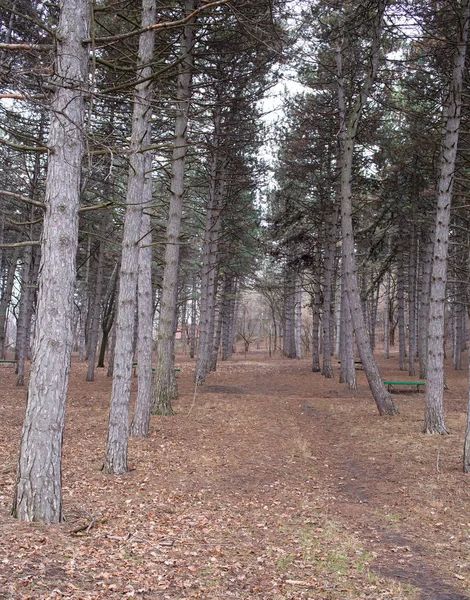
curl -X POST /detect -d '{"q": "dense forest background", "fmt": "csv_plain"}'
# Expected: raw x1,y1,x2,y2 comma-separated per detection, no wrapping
1,0,470,523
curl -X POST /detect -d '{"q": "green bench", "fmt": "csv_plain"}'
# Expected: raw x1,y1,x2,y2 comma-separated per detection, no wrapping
383,381,425,393
0,360,17,366
132,362,181,375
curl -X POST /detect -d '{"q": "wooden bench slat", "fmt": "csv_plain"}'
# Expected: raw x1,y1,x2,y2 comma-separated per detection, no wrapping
383,381,425,393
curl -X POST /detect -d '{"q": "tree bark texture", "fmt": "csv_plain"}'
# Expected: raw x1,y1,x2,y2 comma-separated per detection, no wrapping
396,241,407,371
425,0,470,434
311,250,321,373
294,274,303,359
321,211,337,378
16,246,34,386
153,0,195,414
130,163,154,436
12,0,90,522
86,219,106,382
418,227,433,379
98,263,118,368
283,265,296,358
103,0,156,473
0,248,19,358
195,117,224,385
337,0,397,415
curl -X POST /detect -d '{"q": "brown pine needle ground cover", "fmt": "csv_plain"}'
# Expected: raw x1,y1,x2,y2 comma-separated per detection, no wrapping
1,352,470,600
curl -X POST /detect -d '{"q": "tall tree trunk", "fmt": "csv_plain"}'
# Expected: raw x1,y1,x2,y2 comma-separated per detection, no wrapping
195,122,225,384
98,263,118,368
103,0,156,473
12,0,90,522
189,274,197,359
130,163,154,436
463,305,470,472
283,265,296,358
384,270,391,359
311,251,321,372
16,246,33,386
339,281,356,389
337,0,397,415
418,227,433,378
0,248,19,358
153,0,195,413
86,219,106,382
221,272,234,361
425,0,470,434
397,243,407,371
322,212,337,377
408,228,417,377
79,235,92,362
295,273,303,359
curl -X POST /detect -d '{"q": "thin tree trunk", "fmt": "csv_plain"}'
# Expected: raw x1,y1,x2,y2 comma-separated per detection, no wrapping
16,246,33,386
397,243,407,371
408,228,417,376
295,273,303,359
312,251,321,372
195,123,224,384
418,227,433,378
0,248,19,358
12,0,89,522
339,281,356,389
337,1,397,415
103,0,156,473
130,164,153,436
221,272,234,361
86,219,106,382
463,306,470,472
425,0,470,434
384,270,390,359
283,265,296,358
153,0,194,413
98,263,118,368
189,274,197,359
322,211,337,377
79,235,92,362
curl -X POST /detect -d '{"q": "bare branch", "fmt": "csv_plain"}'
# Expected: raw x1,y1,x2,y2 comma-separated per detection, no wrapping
0,43,53,51
0,190,45,208
90,0,230,45
0,241,41,248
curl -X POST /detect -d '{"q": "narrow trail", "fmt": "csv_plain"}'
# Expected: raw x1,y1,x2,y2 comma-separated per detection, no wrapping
199,358,470,600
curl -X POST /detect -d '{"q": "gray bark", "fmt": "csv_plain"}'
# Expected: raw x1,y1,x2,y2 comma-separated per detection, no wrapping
311,251,321,372
384,270,390,359
12,0,90,522
103,0,156,473
153,0,195,413
295,274,303,359
339,280,356,389
337,0,397,415
408,229,418,377
189,274,197,359
321,212,337,377
16,246,33,386
397,243,407,371
130,164,154,436
283,266,296,358
418,228,433,378
86,219,106,382
425,0,470,434
0,248,19,358
221,272,234,361
195,120,224,384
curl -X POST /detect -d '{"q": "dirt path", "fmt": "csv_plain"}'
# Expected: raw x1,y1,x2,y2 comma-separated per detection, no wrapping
1,354,470,599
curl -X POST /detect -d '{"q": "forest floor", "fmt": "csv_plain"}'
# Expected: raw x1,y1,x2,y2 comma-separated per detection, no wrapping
1,351,470,600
